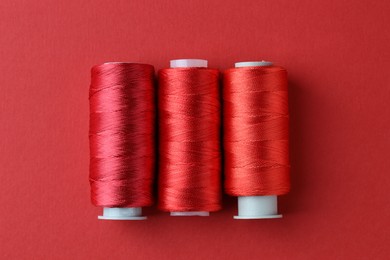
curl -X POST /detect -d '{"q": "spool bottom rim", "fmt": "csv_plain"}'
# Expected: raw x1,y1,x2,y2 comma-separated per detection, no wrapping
234,214,282,219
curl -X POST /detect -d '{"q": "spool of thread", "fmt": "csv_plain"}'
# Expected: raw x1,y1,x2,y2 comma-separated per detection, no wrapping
223,61,290,219
89,62,155,220
158,59,222,216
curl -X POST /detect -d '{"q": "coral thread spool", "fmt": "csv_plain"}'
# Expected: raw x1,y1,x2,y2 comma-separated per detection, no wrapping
171,59,209,217
224,61,290,219
158,59,221,216
89,62,155,220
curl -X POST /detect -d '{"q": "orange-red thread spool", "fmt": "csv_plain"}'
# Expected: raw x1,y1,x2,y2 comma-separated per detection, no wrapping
158,59,222,216
223,61,290,219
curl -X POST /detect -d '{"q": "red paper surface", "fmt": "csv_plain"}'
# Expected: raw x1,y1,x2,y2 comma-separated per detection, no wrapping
1,0,389,259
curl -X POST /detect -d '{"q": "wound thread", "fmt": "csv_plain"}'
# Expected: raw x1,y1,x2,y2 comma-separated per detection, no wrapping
158,67,222,212
89,62,155,208
223,65,290,196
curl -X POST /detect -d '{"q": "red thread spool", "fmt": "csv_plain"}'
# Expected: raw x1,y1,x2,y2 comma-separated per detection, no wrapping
158,59,221,216
223,61,290,219
89,62,155,220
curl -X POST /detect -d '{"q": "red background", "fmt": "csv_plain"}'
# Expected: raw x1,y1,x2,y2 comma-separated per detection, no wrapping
1,0,389,259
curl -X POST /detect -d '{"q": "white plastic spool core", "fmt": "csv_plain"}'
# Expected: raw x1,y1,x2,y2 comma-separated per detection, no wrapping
99,207,146,220
168,59,209,217
235,61,273,67
170,59,208,68
233,60,282,220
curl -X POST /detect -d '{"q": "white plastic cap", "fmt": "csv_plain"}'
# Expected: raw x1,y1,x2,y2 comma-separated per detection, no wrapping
233,60,281,220
168,59,210,217
235,61,273,67
170,211,210,217
98,207,146,220
235,196,281,219
170,59,207,68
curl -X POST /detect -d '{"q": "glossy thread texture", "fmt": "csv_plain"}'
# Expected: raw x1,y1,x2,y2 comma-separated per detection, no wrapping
223,66,290,196
158,68,222,212
89,63,155,207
